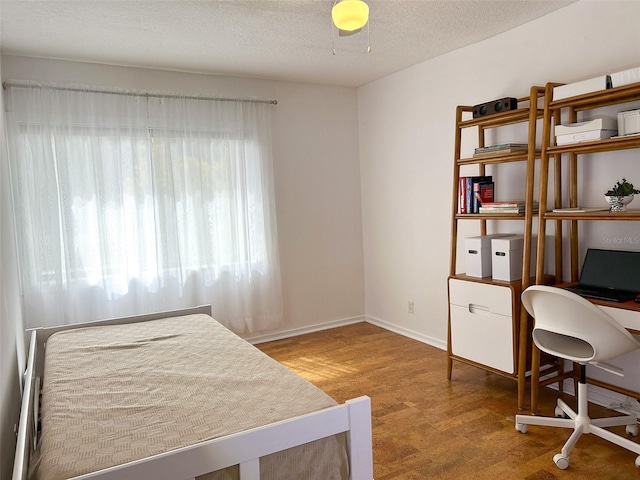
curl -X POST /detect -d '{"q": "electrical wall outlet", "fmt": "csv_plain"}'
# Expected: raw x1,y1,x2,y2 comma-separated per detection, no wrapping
408,300,415,314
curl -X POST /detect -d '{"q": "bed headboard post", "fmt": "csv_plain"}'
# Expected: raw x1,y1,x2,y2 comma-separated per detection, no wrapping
346,396,374,480
12,331,37,480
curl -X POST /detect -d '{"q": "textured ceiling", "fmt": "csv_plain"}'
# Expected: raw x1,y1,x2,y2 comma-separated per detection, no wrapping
1,0,574,87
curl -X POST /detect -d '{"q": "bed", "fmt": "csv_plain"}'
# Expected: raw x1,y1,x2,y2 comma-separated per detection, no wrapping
12,305,373,480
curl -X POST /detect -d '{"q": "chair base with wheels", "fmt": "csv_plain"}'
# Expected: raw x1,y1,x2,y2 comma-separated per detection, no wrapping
516,364,640,470
514,285,640,470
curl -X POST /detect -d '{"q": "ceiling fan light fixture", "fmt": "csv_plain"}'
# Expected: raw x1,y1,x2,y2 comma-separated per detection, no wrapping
332,0,369,32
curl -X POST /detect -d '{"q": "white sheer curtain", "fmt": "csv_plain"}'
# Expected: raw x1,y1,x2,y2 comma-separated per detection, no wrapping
4,82,283,333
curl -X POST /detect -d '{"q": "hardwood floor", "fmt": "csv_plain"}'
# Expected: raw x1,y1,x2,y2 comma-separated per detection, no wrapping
257,322,640,479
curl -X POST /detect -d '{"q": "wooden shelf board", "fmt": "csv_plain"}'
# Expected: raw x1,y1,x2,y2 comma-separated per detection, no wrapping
547,134,640,155
458,108,544,129
457,150,540,166
456,213,536,220
450,273,555,287
550,81,640,110
544,209,640,220
449,274,524,287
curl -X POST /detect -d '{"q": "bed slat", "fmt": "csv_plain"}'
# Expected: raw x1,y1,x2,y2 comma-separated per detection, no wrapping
238,459,260,479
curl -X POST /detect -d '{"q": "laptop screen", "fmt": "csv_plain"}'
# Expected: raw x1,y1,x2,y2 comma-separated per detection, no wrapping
580,248,640,292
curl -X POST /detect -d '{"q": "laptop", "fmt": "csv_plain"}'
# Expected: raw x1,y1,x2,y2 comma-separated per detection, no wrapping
563,248,640,302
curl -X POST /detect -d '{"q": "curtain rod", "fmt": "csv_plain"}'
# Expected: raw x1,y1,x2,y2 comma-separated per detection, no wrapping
2,81,278,105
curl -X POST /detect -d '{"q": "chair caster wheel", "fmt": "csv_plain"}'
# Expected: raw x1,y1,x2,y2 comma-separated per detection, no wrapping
553,453,569,470
555,406,567,418
515,423,527,433
626,423,639,436
635,456,640,468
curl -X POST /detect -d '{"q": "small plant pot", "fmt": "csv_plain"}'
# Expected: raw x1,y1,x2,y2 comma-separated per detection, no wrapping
605,194,634,212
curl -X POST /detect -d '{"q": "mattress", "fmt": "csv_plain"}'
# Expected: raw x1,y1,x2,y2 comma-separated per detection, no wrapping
32,314,348,480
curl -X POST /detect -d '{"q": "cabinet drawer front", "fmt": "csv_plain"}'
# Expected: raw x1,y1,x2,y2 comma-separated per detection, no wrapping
450,303,515,374
448,278,513,317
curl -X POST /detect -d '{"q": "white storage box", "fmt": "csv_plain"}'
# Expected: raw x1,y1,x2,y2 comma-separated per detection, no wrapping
464,234,509,278
491,235,537,282
553,75,612,101
555,117,618,136
618,108,640,137
556,129,617,145
610,66,640,88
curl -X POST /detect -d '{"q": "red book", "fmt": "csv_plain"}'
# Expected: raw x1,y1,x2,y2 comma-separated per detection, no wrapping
459,176,467,213
474,181,494,213
469,176,492,213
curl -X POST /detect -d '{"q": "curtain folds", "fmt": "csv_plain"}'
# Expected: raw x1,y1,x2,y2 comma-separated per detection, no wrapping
4,83,283,333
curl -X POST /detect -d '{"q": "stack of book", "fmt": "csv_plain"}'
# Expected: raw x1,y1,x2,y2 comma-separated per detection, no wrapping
473,143,528,157
478,201,538,215
458,175,494,214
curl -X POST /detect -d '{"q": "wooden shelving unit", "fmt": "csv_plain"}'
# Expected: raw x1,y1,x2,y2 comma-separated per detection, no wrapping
531,80,640,413
447,86,553,410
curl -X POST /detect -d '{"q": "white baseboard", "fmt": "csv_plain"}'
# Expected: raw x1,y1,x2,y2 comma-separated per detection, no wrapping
246,314,447,351
245,315,366,345
364,315,447,351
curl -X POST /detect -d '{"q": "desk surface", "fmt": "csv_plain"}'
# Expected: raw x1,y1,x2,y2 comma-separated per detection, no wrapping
557,282,640,333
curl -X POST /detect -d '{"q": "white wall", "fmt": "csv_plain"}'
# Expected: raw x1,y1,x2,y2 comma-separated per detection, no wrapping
1,55,26,480
359,0,640,392
0,56,366,340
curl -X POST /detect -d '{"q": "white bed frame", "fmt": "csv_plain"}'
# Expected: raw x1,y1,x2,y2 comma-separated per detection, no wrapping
12,305,373,480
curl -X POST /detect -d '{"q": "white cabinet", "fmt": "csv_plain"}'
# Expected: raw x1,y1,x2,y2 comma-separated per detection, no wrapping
448,278,518,375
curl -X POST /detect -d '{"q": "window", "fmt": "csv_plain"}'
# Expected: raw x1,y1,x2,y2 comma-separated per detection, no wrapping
6,84,282,332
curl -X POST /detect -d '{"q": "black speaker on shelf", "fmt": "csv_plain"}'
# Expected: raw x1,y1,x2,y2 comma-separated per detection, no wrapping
472,97,518,118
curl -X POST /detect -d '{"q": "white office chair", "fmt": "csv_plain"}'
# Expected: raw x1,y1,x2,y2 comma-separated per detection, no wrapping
515,285,640,469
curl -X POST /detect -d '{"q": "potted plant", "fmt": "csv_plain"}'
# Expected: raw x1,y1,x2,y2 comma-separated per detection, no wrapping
605,178,640,212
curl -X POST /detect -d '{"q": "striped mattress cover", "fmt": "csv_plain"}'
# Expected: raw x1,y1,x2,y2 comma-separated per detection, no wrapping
30,314,348,480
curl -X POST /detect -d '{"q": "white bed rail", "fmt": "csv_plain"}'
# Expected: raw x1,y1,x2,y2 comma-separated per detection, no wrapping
71,396,373,480
30,304,213,345
12,331,37,480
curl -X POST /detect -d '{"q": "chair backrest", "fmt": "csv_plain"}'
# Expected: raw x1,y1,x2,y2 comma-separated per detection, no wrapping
521,285,640,364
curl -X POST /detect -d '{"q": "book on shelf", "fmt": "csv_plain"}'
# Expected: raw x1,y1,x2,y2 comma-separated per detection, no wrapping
459,177,467,213
473,180,494,214
478,207,538,214
459,175,492,213
473,143,528,157
473,148,528,157
480,200,532,208
552,206,609,213
478,200,538,214
466,176,490,213
478,207,523,214
474,143,528,153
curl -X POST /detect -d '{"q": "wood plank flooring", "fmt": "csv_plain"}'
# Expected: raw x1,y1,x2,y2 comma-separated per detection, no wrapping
257,322,640,479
